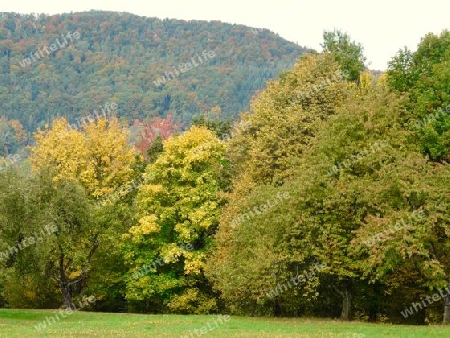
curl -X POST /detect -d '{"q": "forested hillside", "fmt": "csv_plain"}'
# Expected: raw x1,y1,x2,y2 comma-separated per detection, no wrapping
0,11,309,135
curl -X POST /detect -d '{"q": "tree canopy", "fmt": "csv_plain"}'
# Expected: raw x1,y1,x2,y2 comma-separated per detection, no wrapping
1,23,450,326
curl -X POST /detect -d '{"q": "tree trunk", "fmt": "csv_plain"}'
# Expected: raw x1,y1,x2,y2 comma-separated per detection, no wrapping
443,300,450,325
333,279,352,321
368,304,377,322
61,282,75,309
273,298,282,317
58,250,75,309
54,236,99,309
443,282,450,325
341,288,352,321
368,283,379,322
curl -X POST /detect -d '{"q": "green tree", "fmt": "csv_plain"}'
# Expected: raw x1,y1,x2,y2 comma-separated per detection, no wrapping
385,47,415,93
387,30,450,163
287,74,450,323
0,169,101,309
208,53,350,316
191,107,233,140
38,175,99,309
0,169,59,308
321,29,366,82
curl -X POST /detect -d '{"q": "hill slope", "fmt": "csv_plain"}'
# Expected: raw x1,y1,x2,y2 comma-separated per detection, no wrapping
0,11,310,132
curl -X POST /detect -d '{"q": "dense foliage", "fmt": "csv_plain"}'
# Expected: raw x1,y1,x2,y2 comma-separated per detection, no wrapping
1,21,450,326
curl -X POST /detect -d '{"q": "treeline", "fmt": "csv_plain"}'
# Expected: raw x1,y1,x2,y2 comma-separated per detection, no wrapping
0,30,450,326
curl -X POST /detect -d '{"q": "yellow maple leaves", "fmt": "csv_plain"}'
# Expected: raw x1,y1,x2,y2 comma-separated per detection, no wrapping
125,125,226,297
29,117,137,199
130,215,160,236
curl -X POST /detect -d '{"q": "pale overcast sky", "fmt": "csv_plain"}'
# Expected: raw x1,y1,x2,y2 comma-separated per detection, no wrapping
2,0,449,70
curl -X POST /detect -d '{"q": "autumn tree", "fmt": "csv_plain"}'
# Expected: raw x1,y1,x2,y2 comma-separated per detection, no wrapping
279,73,449,323
210,59,450,324
29,117,137,200
227,53,349,191
123,126,226,313
209,53,350,315
286,75,412,321
134,113,180,161
28,117,140,310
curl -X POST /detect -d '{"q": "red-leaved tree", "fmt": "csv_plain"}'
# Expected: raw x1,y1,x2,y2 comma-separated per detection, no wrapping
134,113,181,159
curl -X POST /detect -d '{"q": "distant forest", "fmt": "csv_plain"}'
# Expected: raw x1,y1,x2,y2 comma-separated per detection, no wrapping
0,11,309,135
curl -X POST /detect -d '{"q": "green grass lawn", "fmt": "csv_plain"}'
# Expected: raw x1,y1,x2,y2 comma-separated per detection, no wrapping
0,309,449,337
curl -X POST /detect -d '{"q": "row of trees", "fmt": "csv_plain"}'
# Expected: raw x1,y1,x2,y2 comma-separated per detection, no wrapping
0,30,449,325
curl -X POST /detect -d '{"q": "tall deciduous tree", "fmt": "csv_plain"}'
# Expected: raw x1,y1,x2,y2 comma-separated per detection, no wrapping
387,30,450,163
209,53,350,316
287,73,450,323
0,169,100,309
36,173,99,309
123,126,226,313
28,117,140,310
0,169,59,308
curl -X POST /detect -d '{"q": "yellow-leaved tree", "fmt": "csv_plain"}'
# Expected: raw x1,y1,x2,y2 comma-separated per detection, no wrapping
27,117,140,308
29,117,137,199
123,126,226,314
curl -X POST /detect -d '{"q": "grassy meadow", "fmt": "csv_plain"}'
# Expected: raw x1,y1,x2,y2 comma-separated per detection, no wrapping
1,310,450,337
